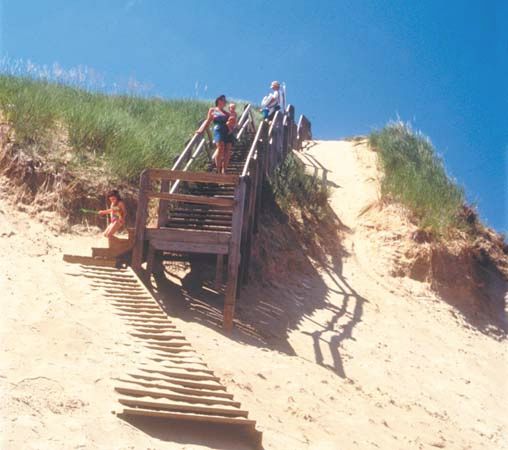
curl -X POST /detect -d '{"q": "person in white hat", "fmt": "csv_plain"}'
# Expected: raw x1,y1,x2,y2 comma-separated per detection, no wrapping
261,81,282,120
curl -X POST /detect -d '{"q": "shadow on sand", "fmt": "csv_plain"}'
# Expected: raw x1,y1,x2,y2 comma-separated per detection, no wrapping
120,415,263,450
148,194,369,380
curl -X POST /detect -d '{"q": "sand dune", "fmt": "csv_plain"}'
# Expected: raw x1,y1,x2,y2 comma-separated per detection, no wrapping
1,140,506,449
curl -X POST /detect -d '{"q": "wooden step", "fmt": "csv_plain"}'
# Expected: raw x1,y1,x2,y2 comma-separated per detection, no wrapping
114,384,241,407
118,396,249,417
120,407,256,426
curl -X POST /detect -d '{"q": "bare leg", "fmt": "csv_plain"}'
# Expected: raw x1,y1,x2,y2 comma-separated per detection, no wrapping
104,220,123,238
224,143,233,174
215,142,225,173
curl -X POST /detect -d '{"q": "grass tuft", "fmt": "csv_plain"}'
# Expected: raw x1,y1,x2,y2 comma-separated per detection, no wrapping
0,75,210,181
271,154,329,217
369,121,465,235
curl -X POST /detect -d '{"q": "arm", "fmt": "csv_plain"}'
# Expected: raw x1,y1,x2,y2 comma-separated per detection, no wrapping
98,208,112,216
196,108,214,134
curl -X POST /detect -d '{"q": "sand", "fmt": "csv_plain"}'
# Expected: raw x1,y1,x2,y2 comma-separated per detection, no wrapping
1,139,507,449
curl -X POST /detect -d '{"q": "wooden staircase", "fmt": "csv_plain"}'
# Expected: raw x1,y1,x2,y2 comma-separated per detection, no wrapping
131,104,312,331
63,228,135,267
61,103,313,447
71,263,262,448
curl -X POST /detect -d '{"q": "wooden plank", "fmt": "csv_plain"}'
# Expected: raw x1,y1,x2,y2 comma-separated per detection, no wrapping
150,239,229,255
118,397,248,417
138,367,220,382
114,385,241,408
111,300,159,306
215,254,224,290
116,312,168,319
124,319,175,326
241,120,265,177
223,179,246,331
131,170,150,271
112,304,161,311
164,223,231,233
127,372,226,391
157,179,171,228
115,306,164,314
117,377,233,399
146,228,230,245
120,407,256,426
147,356,207,365
130,332,186,340
147,169,239,185
147,192,235,208
63,255,118,268
139,362,213,375
140,338,190,347
103,287,146,294
133,325,178,332
103,293,153,300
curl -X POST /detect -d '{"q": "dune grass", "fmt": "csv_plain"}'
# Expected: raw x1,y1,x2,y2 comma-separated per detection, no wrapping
271,153,329,218
369,121,465,234
0,75,211,181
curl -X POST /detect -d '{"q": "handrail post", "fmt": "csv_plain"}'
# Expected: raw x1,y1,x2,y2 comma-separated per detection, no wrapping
132,170,150,273
224,177,246,332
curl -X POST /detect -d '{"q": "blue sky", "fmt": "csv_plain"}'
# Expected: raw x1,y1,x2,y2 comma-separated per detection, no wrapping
1,0,506,232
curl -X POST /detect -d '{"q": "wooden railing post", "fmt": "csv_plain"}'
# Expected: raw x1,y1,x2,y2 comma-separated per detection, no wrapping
223,178,246,332
131,170,150,273
157,180,170,228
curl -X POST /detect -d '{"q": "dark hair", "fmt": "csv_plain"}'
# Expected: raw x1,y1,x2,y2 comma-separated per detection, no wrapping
215,95,226,106
106,189,122,201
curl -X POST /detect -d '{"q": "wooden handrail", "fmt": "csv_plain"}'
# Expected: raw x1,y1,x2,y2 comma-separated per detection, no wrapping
171,122,206,171
268,110,281,137
236,104,251,129
169,138,207,194
241,120,265,178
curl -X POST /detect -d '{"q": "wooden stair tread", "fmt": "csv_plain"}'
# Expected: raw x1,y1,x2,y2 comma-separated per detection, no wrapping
118,396,249,417
120,407,257,426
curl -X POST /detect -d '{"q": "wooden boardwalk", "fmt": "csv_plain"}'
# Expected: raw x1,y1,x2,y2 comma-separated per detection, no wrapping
132,104,312,330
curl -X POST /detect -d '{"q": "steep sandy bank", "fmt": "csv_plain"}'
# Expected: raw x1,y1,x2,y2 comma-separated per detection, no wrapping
1,139,507,449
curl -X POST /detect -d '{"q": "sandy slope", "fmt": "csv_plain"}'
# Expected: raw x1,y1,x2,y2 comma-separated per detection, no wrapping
1,140,507,450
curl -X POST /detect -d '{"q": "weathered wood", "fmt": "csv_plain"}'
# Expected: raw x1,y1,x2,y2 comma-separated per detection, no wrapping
150,239,229,255
120,407,256,426
118,397,248,417
147,169,239,185
131,170,150,272
223,179,246,331
138,367,221,382
241,120,265,177
63,255,118,267
139,362,213,375
116,312,168,319
157,180,171,228
146,228,230,245
117,377,234,399
114,385,241,407
147,192,235,208
128,372,226,391
215,254,224,290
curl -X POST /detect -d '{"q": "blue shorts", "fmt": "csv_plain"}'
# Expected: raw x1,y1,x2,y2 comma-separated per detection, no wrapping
213,125,235,144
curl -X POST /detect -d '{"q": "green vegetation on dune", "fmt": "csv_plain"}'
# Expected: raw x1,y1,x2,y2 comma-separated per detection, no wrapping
272,154,329,217
0,75,210,180
369,121,466,235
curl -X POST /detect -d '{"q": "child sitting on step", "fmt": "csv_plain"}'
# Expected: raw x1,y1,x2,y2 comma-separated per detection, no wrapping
99,190,126,238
